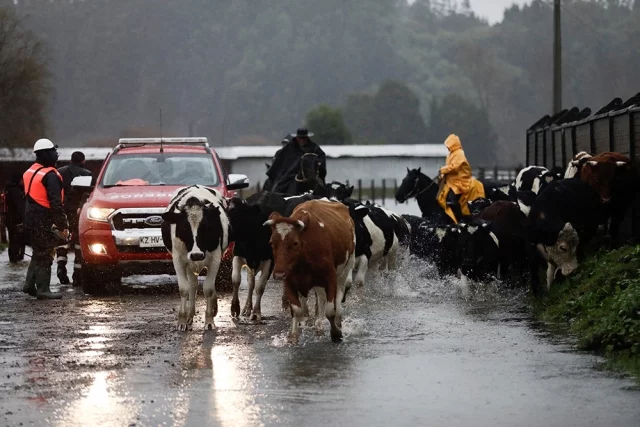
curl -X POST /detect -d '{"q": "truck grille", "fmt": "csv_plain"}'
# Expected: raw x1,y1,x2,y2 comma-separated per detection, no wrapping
111,209,165,231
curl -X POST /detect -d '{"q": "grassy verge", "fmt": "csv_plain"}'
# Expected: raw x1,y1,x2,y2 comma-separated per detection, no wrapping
535,245,640,380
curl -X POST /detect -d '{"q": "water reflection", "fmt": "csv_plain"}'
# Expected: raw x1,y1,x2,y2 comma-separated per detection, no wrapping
58,371,138,427
210,344,261,427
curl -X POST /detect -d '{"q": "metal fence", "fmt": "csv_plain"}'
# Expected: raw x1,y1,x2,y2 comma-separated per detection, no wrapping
526,94,640,241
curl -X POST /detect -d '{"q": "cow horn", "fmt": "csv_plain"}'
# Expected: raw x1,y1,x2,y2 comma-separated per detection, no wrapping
587,160,598,166
616,161,627,167
570,160,580,166
296,220,305,230
263,219,275,227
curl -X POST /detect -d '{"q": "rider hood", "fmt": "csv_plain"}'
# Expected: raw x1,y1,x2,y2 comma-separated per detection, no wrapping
444,134,462,153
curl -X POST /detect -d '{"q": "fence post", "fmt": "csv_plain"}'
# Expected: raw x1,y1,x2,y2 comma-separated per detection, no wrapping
382,179,386,205
371,179,375,203
493,165,499,180
357,179,362,202
394,179,398,205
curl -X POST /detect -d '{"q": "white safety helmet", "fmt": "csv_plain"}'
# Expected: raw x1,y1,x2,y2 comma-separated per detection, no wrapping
33,138,57,153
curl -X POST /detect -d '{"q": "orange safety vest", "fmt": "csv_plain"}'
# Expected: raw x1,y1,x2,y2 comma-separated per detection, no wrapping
23,163,65,209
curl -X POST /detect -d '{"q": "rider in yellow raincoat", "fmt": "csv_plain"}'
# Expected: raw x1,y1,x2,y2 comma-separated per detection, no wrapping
437,134,484,223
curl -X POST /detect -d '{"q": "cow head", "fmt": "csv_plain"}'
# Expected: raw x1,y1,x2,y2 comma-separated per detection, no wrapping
162,196,223,262
327,181,354,201
542,222,579,277
226,196,263,239
264,211,310,280
580,155,632,202
564,151,593,178
467,197,492,216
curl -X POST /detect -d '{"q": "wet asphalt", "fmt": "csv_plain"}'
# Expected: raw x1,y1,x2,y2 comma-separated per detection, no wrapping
1,202,639,427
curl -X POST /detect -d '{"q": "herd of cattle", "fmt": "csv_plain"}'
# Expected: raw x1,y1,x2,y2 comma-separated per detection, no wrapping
159,150,639,341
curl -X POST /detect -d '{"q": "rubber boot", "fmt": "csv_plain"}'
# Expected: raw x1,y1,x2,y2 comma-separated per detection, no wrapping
57,264,70,285
34,258,62,300
23,262,37,297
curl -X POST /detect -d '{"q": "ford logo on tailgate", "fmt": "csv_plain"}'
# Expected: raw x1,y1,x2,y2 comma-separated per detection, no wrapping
144,215,164,226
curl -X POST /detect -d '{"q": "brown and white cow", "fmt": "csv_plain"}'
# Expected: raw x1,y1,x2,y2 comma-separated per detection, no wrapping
264,200,355,342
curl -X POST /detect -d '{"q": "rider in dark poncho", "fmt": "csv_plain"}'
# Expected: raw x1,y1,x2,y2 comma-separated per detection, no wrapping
266,128,327,195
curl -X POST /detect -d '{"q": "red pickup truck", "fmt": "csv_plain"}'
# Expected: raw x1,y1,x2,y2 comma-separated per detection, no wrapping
73,138,248,294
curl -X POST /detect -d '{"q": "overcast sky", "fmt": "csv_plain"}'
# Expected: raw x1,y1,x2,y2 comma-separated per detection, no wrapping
468,0,531,24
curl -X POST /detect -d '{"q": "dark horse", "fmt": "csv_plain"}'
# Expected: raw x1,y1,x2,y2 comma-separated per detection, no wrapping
395,167,453,226
264,153,326,196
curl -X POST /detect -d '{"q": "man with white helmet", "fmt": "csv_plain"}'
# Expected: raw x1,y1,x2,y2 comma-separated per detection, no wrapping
22,139,69,299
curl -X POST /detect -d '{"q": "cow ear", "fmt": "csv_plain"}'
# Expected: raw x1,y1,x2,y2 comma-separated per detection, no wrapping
354,205,369,220
268,212,282,221
161,211,181,224
417,167,421,173
407,167,410,173
297,212,311,231
206,204,221,216
347,186,354,197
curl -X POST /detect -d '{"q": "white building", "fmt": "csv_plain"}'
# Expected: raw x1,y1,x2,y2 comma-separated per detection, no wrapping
217,144,448,190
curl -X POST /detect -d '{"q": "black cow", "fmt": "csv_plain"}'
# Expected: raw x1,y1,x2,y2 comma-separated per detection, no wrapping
409,222,461,278
527,178,605,294
161,185,230,331
227,191,287,320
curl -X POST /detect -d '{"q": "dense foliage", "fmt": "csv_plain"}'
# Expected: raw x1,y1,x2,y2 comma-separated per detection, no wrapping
0,7,49,150
539,245,640,379
4,0,640,163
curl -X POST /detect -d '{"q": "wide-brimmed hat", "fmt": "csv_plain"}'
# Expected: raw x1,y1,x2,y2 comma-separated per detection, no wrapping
291,128,314,138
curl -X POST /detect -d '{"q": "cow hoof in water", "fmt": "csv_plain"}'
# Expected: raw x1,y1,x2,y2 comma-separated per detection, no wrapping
287,333,300,344
230,300,240,318
242,305,253,317
330,332,343,343
205,323,215,331
250,313,261,322
177,323,188,332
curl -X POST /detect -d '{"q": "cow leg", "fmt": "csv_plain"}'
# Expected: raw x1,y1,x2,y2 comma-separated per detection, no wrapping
242,267,256,317
546,262,556,291
186,271,198,330
250,260,271,322
204,251,222,330
285,283,303,341
174,261,190,331
230,256,244,318
353,255,368,288
314,287,327,335
282,291,290,312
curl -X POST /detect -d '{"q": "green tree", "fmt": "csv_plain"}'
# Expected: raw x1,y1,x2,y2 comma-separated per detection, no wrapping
305,104,352,145
372,80,428,145
429,93,496,166
0,7,50,149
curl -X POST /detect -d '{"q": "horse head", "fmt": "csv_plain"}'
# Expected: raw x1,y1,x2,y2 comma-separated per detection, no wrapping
395,167,435,203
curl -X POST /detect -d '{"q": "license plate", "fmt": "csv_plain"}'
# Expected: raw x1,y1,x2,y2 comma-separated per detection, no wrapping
139,235,164,247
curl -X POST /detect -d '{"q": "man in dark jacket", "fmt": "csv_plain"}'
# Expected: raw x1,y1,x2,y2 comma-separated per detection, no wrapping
22,139,69,299
4,174,26,263
55,151,92,285
266,128,327,195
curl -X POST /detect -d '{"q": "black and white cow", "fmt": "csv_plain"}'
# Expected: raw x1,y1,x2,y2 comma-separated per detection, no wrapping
564,151,593,178
467,197,493,216
512,166,561,216
341,199,403,288
412,223,461,278
227,191,286,321
161,185,230,331
527,178,605,294
326,181,354,201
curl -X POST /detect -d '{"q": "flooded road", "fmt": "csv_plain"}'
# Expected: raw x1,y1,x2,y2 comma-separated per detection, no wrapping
1,202,639,426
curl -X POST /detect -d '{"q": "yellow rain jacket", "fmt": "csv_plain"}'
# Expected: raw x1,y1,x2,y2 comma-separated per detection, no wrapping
437,134,484,223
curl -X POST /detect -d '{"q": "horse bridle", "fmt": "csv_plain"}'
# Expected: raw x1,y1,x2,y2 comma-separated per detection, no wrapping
404,176,437,200
295,152,320,182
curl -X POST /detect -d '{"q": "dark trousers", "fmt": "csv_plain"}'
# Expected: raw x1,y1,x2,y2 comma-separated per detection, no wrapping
55,214,81,284
446,189,463,221
25,227,59,293
8,225,25,263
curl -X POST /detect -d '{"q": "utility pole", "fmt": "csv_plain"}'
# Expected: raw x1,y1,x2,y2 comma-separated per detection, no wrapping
553,0,562,113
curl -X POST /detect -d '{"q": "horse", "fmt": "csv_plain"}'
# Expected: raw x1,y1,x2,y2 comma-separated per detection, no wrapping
264,153,326,196
395,167,453,226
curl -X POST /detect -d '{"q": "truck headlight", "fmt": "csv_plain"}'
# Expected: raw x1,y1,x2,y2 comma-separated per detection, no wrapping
87,207,115,222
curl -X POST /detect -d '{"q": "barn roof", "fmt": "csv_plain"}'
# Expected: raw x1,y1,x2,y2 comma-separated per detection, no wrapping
0,144,447,162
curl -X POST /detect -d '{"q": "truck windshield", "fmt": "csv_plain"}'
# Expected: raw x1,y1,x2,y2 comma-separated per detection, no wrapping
101,153,220,187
